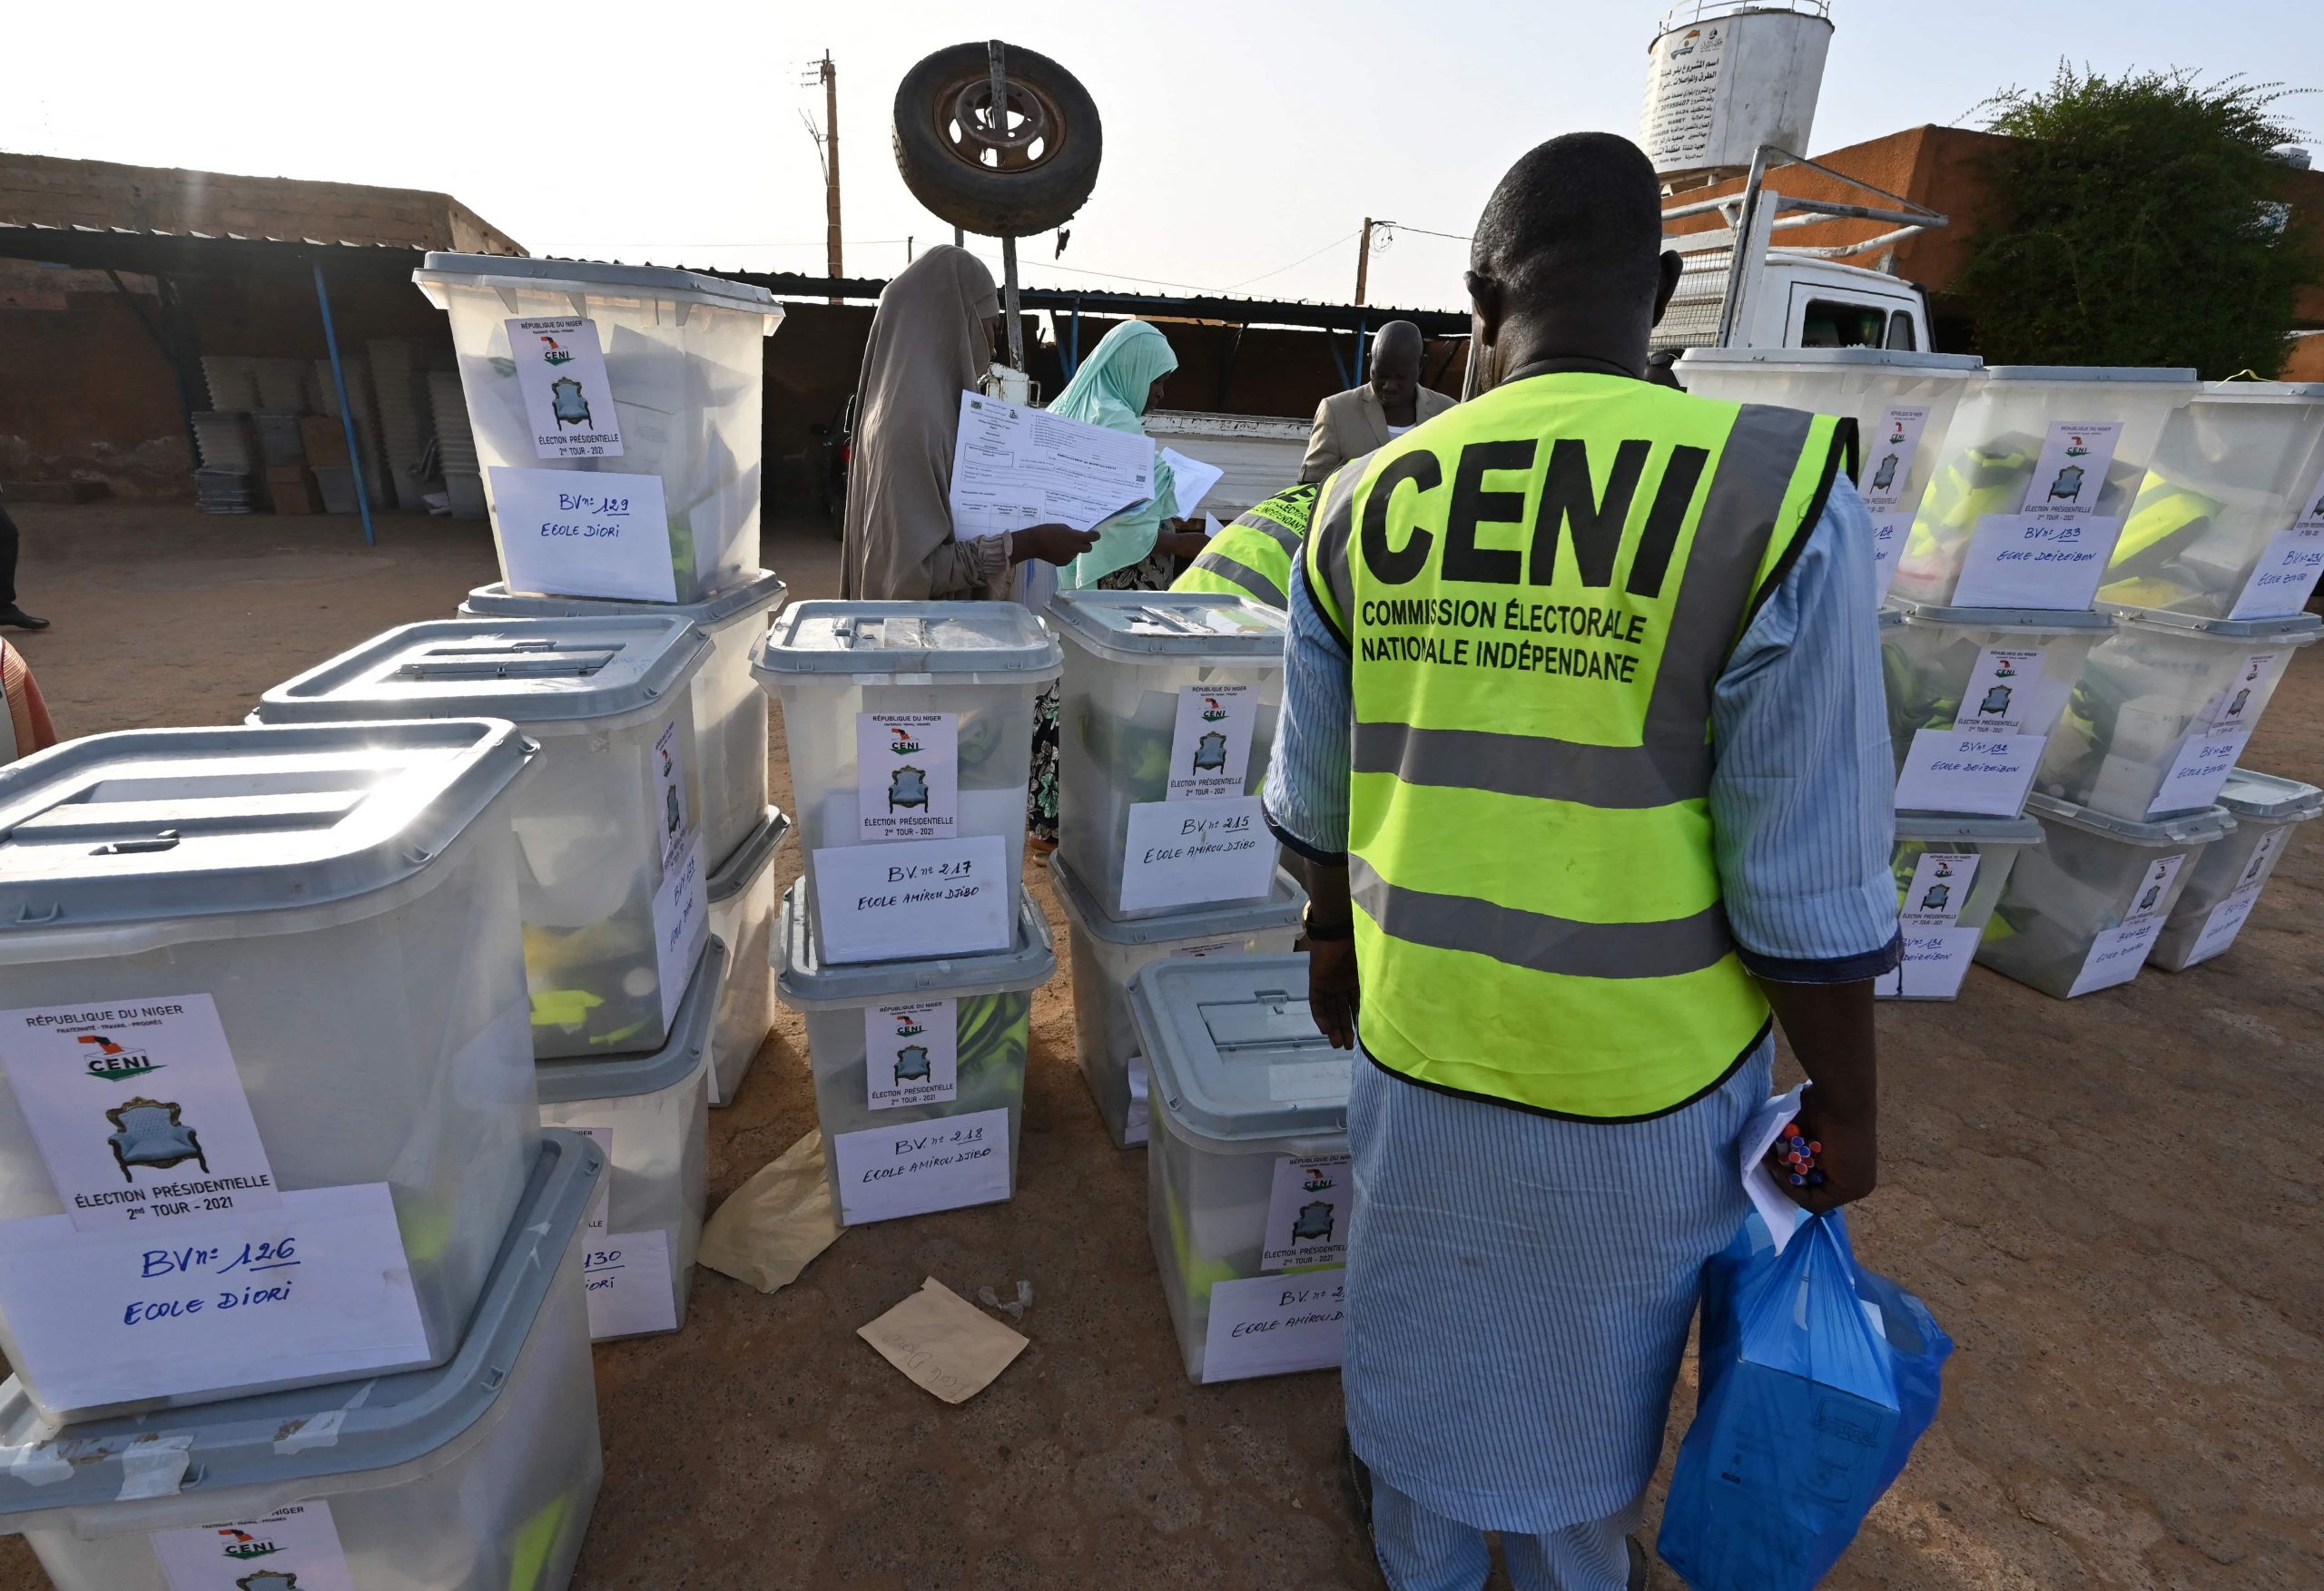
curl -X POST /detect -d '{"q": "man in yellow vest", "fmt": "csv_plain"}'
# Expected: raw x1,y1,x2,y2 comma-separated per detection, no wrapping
1264,133,1899,1590
1170,481,1318,608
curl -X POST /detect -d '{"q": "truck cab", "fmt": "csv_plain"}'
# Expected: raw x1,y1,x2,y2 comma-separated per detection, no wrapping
1654,250,1932,354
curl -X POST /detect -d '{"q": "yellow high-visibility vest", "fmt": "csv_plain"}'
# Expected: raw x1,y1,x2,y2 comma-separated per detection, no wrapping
1305,370,1851,1119
1172,482,1317,608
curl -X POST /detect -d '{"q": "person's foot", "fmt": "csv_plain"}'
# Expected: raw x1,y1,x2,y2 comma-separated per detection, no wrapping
0,606,48,630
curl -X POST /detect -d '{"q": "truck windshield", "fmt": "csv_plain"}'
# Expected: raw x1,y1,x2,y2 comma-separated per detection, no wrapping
1798,300,1889,348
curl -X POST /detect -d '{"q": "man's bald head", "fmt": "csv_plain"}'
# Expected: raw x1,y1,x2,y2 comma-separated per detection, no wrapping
1368,319,1426,415
1464,133,1680,380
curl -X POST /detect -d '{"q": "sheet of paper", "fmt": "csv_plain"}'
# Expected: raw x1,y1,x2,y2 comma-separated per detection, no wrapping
0,1182,428,1411
1875,925,1984,1000
0,995,280,1233
488,466,677,603
2021,420,2123,516
578,1125,614,1233
2068,920,2164,996
1262,1153,1351,1272
2123,854,2186,924
1157,447,1225,519
1859,406,1933,516
1868,513,1908,604
1950,648,2061,735
583,1227,677,1340
856,712,959,842
2186,890,2261,966
1950,513,2126,609
865,998,959,1110
830,1106,1011,1225
810,834,1010,964
948,392,1157,535
1902,850,1980,923
1203,512,1225,540
652,718,692,869
1892,729,2045,817
1124,1054,1150,1146
652,835,709,1031
153,1500,354,1591
1738,1084,1812,1254
1199,1271,1346,1383
2146,726,2250,816
698,1130,844,1293
1118,797,1275,914
1167,683,1258,800
506,316,625,459
2228,524,2324,619
859,1277,1029,1404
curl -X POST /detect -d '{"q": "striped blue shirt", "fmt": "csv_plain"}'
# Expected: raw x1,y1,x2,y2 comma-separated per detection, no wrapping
1263,473,1898,980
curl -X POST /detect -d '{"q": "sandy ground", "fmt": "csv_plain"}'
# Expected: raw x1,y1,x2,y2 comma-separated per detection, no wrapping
0,500,2318,1590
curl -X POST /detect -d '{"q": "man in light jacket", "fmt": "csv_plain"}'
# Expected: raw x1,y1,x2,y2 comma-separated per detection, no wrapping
1299,320,1455,483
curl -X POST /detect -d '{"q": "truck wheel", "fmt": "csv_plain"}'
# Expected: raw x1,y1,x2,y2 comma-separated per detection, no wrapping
891,43,1102,238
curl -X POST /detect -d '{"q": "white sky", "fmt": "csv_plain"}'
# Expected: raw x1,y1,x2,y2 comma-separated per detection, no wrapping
5,0,2319,312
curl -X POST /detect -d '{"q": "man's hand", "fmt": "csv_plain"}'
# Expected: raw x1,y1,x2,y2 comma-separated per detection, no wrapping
1308,938,1360,1049
1011,523,1099,565
1775,1091,1876,1214
1154,528,1212,562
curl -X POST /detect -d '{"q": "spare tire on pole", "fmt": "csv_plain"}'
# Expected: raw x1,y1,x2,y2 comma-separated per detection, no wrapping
891,41,1102,237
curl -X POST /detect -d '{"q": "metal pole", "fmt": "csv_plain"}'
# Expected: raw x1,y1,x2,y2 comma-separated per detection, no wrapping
311,259,375,546
1000,235,1025,371
1354,218,1373,307
1355,319,1369,385
1068,298,1082,378
822,52,843,306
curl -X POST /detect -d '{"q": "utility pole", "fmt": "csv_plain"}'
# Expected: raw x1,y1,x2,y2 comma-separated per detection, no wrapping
819,52,842,300
1354,217,1374,306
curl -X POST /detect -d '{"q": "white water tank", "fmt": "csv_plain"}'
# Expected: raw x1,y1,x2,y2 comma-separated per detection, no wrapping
1640,2,1834,182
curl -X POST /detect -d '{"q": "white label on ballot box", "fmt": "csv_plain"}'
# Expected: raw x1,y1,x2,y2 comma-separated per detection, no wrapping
1200,1270,1346,1383
2147,726,2250,816
0,994,280,1233
0,1182,428,1412
1118,797,1274,914
652,835,709,1031
1950,514,2126,609
831,1106,1011,1225
507,316,625,460
1263,1154,1352,1272
2124,853,2187,924
653,718,692,869
812,835,1010,962
1860,406,1933,516
1875,925,1984,999
487,466,676,603
1893,730,2044,817
865,999,960,1110
856,712,959,841
1952,648,2054,734
1901,850,1980,922
2187,890,2260,966
1167,683,1257,800
584,1227,677,1340
2229,525,2324,619
1869,512,1907,604
2068,920,2165,996
153,1500,354,1591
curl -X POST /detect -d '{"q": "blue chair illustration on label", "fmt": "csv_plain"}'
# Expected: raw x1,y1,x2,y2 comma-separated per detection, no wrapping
549,376,592,430
1919,881,1950,913
1978,683,2013,717
2228,688,2250,717
2047,464,2085,504
888,765,930,813
1292,1200,1335,1244
236,1572,299,1591
1192,731,1229,775
2139,883,2162,912
105,1097,208,1183
1871,453,1899,493
893,1046,931,1086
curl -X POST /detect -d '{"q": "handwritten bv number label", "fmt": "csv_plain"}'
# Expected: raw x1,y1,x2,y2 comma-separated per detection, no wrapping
0,1183,428,1411
1199,1270,1347,1383
830,1106,1012,1225
811,835,1010,963
1118,795,1275,913
488,466,677,603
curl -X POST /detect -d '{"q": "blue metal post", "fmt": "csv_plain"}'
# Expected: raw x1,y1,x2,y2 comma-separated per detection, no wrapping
1326,333,1351,390
1067,298,1083,380
1354,318,1370,385
311,259,375,546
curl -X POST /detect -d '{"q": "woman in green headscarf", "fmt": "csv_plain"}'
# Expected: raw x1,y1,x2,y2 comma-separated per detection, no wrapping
1050,320,1211,591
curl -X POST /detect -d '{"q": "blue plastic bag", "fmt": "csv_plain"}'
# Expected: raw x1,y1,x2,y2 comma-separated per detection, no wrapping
1658,1209,1952,1589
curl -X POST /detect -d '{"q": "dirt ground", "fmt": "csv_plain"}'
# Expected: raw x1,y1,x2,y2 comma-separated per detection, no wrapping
0,499,2318,1591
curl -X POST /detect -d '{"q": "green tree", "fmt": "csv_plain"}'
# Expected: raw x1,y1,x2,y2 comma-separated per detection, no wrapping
1955,65,2314,375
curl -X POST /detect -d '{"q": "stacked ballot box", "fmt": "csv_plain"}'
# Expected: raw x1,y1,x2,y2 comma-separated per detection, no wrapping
758,601,1061,1224
0,722,609,1588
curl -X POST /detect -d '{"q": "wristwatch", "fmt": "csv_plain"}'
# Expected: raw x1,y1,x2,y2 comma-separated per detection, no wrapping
1301,903,1354,943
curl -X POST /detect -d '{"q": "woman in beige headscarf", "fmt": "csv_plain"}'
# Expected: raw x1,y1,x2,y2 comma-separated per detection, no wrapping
842,245,1094,599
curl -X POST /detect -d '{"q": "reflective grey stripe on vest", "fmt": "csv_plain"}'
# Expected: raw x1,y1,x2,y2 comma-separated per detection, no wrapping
1232,510,1304,556
1350,402,1819,808
1187,549,1285,608
1351,856,1735,980
1307,452,1377,637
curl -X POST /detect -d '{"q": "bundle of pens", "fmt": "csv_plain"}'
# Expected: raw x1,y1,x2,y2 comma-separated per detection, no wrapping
1769,1121,1826,1190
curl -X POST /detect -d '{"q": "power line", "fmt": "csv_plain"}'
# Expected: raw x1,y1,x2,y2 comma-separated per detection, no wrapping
1221,231,1363,292
1388,224,1474,242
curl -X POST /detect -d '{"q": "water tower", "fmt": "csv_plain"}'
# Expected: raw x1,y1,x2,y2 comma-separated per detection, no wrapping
1640,1,1834,189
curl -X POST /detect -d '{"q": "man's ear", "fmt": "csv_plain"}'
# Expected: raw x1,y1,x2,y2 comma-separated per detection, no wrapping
1465,270,1502,348
1652,251,1684,323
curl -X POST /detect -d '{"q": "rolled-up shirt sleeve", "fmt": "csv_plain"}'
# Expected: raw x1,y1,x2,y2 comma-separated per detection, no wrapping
1710,475,1902,983
1262,556,1353,864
